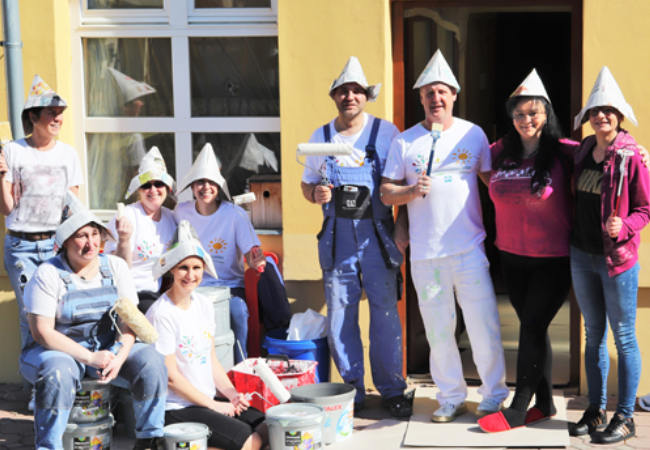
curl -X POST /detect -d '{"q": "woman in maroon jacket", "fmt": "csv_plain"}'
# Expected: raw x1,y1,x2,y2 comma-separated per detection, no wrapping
568,67,650,444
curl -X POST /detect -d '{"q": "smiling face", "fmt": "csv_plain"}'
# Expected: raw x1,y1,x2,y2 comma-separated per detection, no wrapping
170,256,204,293
139,180,168,214
419,82,457,129
31,106,65,139
331,82,368,120
63,223,101,269
588,106,623,136
512,98,547,142
192,179,220,206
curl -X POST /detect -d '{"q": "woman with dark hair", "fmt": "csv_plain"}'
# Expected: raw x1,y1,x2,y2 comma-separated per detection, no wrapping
478,70,578,432
567,67,649,444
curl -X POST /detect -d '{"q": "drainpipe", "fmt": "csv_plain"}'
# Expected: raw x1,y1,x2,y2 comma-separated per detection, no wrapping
1,0,24,140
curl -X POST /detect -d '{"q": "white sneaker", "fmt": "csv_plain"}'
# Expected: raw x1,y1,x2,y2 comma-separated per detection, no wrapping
28,390,35,412
476,398,503,417
432,402,468,422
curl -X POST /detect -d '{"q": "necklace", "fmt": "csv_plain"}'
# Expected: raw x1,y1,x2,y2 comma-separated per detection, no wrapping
66,255,98,281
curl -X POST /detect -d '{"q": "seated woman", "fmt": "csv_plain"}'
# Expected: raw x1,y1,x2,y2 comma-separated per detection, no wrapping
147,220,267,450
106,146,177,314
20,194,167,450
173,143,265,362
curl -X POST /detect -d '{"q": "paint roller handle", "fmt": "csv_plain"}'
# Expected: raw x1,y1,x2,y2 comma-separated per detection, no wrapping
251,246,265,273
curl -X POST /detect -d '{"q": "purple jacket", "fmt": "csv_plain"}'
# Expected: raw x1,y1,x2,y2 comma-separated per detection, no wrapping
574,130,650,276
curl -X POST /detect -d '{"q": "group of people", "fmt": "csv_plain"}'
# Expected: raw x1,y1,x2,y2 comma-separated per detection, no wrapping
1,76,267,450
300,52,648,445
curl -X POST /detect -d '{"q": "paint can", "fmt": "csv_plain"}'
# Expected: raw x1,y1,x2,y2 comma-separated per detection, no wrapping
266,403,325,450
214,330,235,372
195,286,231,335
69,378,112,423
164,422,211,450
289,383,355,444
62,414,114,450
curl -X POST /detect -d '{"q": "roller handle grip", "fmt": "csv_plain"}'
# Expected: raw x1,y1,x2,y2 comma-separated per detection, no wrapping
252,246,264,273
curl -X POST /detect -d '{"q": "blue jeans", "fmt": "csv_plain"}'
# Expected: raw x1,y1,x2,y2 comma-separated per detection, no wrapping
230,288,249,364
20,343,167,450
570,246,641,417
3,235,56,349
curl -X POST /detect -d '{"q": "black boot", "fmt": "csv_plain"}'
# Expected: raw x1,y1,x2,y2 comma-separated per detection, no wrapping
133,436,165,450
591,413,635,444
568,404,607,437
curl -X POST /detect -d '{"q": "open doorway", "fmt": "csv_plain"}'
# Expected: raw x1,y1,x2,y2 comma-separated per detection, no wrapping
393,1,582,386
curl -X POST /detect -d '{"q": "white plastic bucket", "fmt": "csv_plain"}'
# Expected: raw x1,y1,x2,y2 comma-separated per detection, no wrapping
266,403,325,450
69,378,112,423
214,330,235,371
62,414,114,450
289,383,355,444
164,422,211,450
195,286,231,335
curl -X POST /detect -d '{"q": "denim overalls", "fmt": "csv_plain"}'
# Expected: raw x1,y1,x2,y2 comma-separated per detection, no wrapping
20,254,167,450
316,117,406,403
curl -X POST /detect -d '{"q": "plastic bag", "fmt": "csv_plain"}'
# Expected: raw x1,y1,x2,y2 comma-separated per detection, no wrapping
287,309,327,340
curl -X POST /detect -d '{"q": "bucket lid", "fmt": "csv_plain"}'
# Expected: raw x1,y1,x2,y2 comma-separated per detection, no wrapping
79,378,113,391
290,382,356,404
65,414,114,432
164,422,210,440
266,403,325,422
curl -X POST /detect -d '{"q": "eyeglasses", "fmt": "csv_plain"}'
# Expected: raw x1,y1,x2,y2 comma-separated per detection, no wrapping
513,112,546,121
140,181,167,190
589,107,618,117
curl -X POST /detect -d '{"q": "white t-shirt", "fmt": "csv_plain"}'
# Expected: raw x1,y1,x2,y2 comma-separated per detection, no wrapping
104,202,177,293
174,201,260,289
146,292,216,410
3,139,84,232
24,254,138,319
383,118,491,261
300,113,399,184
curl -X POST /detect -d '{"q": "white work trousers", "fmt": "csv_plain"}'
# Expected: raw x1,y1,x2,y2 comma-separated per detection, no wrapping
411,244,508,405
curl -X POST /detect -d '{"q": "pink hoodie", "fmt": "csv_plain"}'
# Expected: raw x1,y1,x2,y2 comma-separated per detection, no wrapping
574,130,650,276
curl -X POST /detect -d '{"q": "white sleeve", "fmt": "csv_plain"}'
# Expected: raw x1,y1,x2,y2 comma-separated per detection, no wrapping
109,256,139,305
149,309,177,356
24,264,63,317
377,121,400,168
3,142,17,184
200,295,216,336
382,136,406,181
478,130,492,172
233,205,260,254
67,145,85,188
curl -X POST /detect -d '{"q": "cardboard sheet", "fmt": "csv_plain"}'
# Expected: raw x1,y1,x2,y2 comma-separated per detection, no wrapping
404,387,570,448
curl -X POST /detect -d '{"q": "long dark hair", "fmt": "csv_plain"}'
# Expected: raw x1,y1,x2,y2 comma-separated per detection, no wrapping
492,96,570,195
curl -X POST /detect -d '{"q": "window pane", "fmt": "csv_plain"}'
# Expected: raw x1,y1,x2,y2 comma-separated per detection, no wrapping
195,0,270,7
84,38,173,117
87,133,175,210
192,133,280,197
88,0,163,8
190,37,279,117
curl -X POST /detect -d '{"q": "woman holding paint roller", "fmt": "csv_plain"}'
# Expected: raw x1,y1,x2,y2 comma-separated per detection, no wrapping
20,193,167,450
147,220,268,450
174,143,266,363
566,67,650,444
105,146,177,315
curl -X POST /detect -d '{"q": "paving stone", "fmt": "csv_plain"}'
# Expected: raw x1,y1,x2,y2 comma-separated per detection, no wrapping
0,434,21,444
0,420,33,434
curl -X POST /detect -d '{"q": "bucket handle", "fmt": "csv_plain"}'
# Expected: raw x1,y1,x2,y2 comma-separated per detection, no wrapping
266,354,290,365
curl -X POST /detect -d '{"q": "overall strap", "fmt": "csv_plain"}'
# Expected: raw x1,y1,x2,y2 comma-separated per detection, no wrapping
323,123,332,143
51,256,78,293
365,116,381,161
98,253,113,287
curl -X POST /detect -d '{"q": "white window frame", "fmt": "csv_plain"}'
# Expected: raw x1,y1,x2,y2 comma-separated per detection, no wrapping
79,0,170,26
188,0,278,24
70,0,280,221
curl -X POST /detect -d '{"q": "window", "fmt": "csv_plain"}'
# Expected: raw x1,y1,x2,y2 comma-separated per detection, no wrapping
71,1,280,221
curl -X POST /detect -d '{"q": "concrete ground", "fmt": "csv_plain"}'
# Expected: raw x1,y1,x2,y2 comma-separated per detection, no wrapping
1,383,649,450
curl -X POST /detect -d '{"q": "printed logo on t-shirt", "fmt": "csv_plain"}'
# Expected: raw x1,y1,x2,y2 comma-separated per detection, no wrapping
576,169,603,195
452,148,475,166
209,237,228,254
179,332,211,365
412,154,427,174
136,240,162,262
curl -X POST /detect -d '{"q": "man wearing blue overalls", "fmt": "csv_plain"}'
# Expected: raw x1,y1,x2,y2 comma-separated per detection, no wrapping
300,57,411,417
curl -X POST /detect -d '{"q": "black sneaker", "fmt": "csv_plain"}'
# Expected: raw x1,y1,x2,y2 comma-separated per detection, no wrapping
591,413,635,444
568,404,607,436
133,437,165,450
381,394,412,418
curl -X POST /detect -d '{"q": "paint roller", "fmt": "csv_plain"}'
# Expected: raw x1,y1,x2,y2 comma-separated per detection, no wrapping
423,123,444,198
231,192,265,273
253,358,291,404
296,143,354,209
109,297,159,345
614,148,637,216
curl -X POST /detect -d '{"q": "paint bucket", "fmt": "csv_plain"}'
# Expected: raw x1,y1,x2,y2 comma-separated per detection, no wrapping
215,330,235,371
164,422,211,450
289,383,355,444
62,414,114,450
69,378,112,423
196,286,231,335
264,328,330,382
266,403,325,450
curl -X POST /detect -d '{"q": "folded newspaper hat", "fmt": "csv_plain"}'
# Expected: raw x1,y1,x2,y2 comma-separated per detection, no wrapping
108,67,156,104
125,146,176,201
329,56,381,102
413,49,461,92
177,143,231,201
510,69,550,103
574,66,638,130
152,220,217,280
55,192,116,251
23,75,68,110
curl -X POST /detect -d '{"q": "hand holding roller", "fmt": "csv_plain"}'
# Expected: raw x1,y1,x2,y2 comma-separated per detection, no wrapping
109,297,158,344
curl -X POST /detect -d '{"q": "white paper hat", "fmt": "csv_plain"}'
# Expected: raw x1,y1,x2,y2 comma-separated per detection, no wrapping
510,69,551,103
23,74,67,110
574,66,638,130
177,143,231,201
329,56,381,102
413,49,461,92
152,220,217,280
125,146,176,201
55,192,116,251
108,67,156,104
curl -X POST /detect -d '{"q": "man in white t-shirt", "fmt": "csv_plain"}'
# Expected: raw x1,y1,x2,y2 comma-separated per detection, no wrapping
381,50,508,422
300,57,410,417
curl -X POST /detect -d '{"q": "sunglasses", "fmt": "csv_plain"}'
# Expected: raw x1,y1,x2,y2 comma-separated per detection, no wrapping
589,107,618,117
140,181,167,190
